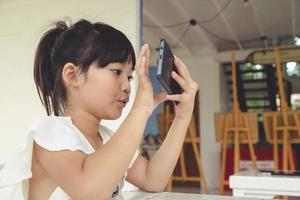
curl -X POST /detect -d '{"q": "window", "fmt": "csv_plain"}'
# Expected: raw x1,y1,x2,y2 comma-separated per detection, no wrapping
285,62,300,77
291,93,300,110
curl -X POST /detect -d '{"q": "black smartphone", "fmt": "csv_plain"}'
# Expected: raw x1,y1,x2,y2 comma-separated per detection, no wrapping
157,39,182,95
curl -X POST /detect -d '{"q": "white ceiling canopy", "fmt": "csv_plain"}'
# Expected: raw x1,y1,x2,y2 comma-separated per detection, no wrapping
143,0,300,58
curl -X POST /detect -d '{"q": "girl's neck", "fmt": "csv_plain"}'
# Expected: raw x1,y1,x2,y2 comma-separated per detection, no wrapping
62,107,102,141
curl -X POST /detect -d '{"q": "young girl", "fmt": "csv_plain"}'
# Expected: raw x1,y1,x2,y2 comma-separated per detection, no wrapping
29,19,198,200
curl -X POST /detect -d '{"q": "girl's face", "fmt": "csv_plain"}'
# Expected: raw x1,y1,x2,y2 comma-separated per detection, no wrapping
77,62,133,120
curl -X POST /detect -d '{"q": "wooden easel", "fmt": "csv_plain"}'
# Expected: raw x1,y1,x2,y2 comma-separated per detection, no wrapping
157,98,208,194
263,48,300,172
217,52,258,194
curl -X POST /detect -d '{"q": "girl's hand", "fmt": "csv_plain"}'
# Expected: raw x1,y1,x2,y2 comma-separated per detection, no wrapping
133,44,167,116
166,56,198,119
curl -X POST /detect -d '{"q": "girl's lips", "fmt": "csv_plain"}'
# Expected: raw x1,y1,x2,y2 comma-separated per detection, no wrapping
117,100,128,107
118,98,129,104
117,96,129,108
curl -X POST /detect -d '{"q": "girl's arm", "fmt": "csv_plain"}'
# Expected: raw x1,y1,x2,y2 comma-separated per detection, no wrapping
126,115,191,192
126,56,198,192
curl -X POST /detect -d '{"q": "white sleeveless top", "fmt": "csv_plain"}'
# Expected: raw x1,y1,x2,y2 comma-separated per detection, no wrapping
0,116,139,200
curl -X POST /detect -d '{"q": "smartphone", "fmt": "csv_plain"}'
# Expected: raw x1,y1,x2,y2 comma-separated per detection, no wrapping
157,39,182,95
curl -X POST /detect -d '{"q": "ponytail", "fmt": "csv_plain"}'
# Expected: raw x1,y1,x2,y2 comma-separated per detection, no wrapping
33,21,67,116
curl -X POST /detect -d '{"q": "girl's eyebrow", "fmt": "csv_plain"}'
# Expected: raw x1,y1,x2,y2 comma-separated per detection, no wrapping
111,63,127,68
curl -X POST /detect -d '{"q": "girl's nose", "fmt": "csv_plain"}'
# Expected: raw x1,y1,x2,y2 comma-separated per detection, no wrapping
123,87,130,94
122,80,131,94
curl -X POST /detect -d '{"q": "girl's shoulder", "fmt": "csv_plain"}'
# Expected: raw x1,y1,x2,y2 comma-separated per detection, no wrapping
31,116,93,153
31,116,71,132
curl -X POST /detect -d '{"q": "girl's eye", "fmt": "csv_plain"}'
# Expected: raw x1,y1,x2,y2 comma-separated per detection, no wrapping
128,76,134,81
111,69,122,76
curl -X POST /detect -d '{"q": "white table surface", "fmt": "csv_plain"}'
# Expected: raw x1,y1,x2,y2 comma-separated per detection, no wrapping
117,191,262,200
230,169,300,199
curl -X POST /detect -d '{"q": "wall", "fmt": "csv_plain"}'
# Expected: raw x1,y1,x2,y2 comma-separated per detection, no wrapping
144,67,163,135
0,0,140,161
180,50,222,189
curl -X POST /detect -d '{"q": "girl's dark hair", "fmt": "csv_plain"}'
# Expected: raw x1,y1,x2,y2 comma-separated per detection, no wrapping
34,19,136,116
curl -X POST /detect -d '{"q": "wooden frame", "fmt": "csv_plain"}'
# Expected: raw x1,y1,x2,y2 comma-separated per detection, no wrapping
263,111,300,144
261,48,300,173
215,112,259,144
216,52,258,194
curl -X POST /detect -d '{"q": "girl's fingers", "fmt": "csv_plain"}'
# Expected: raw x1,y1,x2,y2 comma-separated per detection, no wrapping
142,57,147,76
174,56,192,80
138,44,148,59
171,71,188,90
154,91,168,105
146,44,150,68
166,94,181,102
135,45,146,73
172,70,199,94
136,44,150,77
145,44,150,76
135,54,142,74
136,57,146,76
174,58,188,80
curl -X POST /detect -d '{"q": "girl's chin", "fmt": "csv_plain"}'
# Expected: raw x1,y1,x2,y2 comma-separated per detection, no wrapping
105,110,123,120
106,115,121,120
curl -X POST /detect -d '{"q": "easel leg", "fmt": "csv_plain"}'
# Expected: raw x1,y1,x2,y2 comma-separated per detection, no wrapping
283,130,288,172
273,115,279,172
198,157,208,194
246,131,256,168
188,119,208,194
244,116,256,168
220,130,228,195
294,114,300,139
234,130,240,173
287,142,295,171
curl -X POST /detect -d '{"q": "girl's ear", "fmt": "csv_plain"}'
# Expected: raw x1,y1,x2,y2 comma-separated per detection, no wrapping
61,62,83,88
